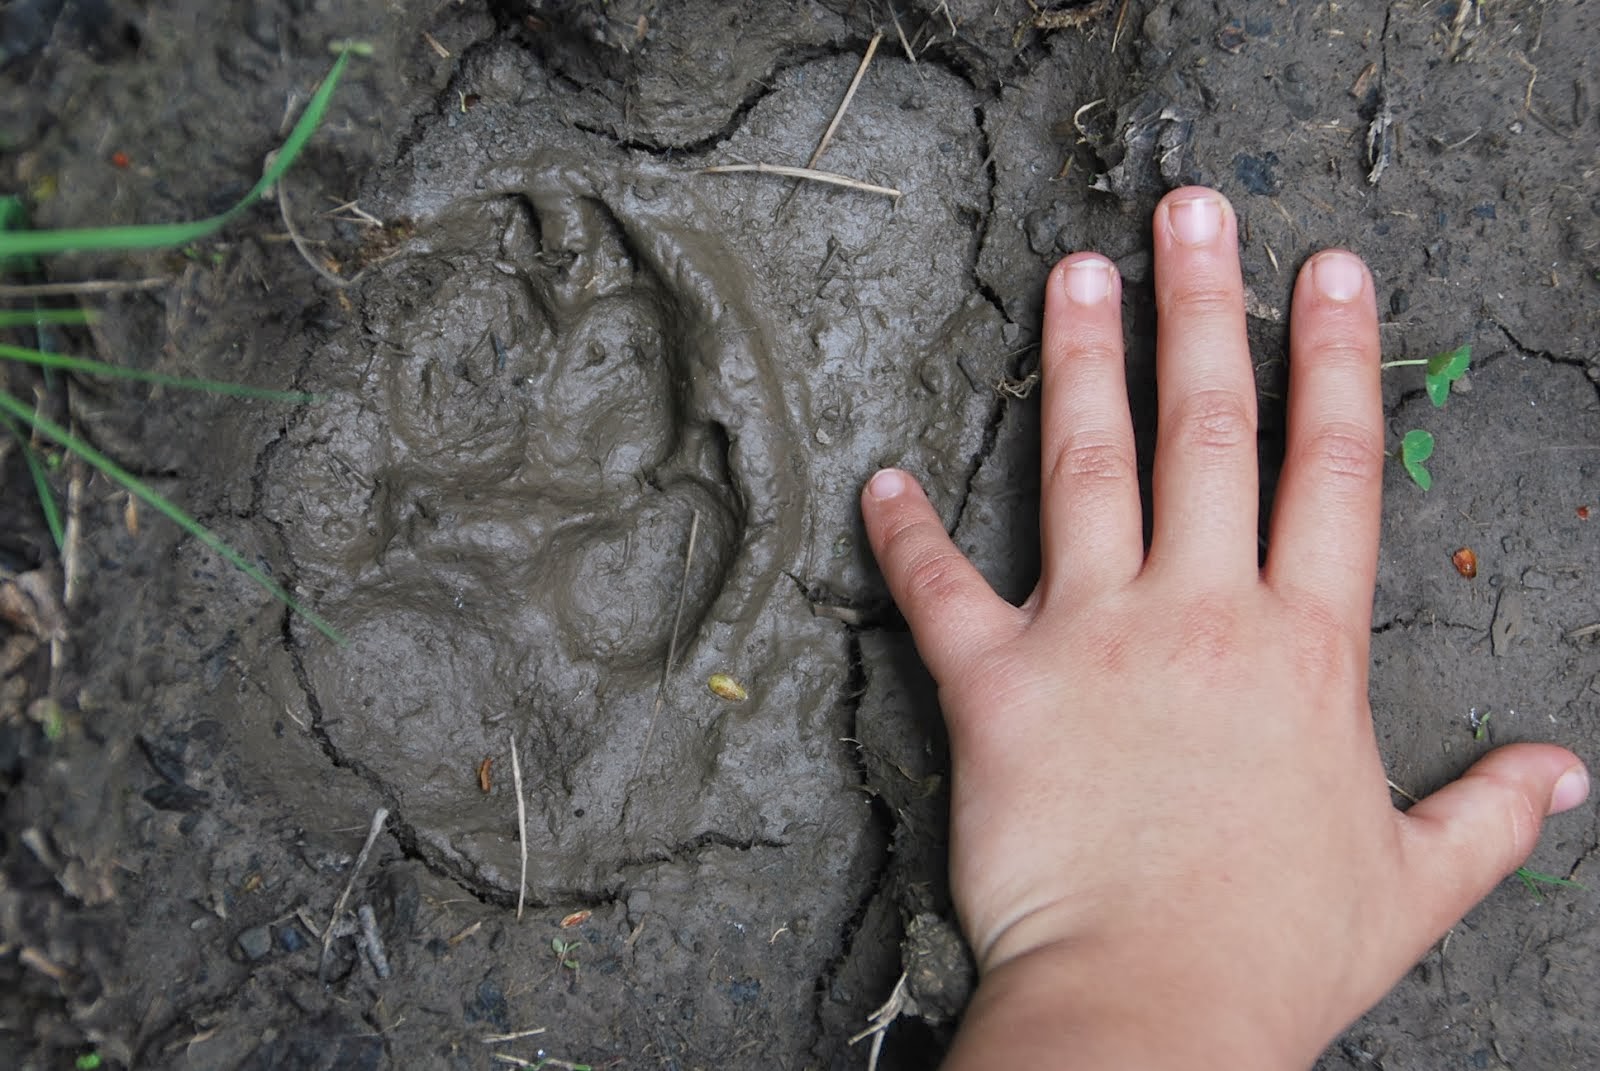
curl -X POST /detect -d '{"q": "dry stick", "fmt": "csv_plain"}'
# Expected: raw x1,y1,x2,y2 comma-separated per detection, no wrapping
510,729,528,920
277,172,358,289
889,8,922,75
634,510,701,780
773,32,886,221
1386,778,1419,805
0,277,170,299
319,806,389,981
808,34,883,169
481,1028,549,1044
1111,0,1132,52
703,164,900,200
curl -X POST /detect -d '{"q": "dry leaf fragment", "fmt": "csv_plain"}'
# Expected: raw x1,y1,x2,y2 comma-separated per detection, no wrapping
708,673,747,702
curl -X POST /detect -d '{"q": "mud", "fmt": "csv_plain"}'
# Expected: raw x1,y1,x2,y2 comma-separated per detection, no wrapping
2,1,1598,1068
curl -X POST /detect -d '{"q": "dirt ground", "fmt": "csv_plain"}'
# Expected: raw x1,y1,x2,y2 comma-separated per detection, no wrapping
2,0,1598,1067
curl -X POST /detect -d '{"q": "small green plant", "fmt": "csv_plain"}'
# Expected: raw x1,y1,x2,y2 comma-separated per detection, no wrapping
1382,345,1471,490
1382,343,1472,407
75,1054,102,1071
551,936,581,973
1513,866,1584,900
0,48,358,642
1396,429,1434,491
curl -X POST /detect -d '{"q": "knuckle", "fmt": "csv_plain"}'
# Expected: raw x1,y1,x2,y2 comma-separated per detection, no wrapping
1171,388,1255,452
1276,589,1361,682
1495,777,1544,861
1295,421,1384,487
882,520,967,606
1167,591,1247,670
1160,283,1241,322
1045,436,1136,492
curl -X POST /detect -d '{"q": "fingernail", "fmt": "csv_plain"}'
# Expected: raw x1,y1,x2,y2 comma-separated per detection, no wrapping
1550,765,1590,814
1312,250,1366,302
867,468,907,500
1063,260,1113,304
1166,194,1222,246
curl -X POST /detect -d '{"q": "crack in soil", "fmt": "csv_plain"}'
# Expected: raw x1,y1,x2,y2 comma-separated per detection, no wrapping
1487,315,1600,412
1370,610,1484,636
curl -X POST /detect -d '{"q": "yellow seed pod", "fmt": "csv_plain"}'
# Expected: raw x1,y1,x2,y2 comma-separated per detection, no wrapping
707,673,748,702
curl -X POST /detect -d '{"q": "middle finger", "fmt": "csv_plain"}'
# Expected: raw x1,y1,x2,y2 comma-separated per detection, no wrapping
1147,187,1259,583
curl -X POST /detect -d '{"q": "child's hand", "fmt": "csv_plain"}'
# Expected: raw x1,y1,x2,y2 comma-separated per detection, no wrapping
859,187,1589,1068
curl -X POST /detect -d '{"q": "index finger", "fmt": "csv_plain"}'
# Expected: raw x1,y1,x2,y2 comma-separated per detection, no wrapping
1263,249,1384,624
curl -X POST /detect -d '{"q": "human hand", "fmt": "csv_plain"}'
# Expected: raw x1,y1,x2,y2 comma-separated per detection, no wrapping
859,187,1589,1068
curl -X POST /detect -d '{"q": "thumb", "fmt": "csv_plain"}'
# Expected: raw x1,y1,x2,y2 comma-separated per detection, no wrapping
1398,744,1588,939
860,468,1018,677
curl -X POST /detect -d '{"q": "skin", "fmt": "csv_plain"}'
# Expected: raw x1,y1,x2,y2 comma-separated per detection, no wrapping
858,187,1590,1069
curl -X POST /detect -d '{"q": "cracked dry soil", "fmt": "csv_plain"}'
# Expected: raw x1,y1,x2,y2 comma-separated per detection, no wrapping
2,1,1599,1068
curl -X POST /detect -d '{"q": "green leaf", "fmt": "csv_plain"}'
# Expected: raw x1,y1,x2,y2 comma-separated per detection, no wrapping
1400,429,1434,461
0,388,342,643
1426,344,1472,380
1424,345,1471,408
0,50,351,260
75,1054,102,1071
1399,429,1434,491
0,343,320,403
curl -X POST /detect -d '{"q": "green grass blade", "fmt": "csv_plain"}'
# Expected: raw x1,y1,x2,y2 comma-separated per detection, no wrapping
0,196,24,231
0,51,350,259
0,413,65,549
0,388,342,642
0,309,98,328
0,342,319,402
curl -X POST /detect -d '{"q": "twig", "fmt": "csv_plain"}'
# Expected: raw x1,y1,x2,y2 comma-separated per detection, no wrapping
807,34,883,169
323,198,385,227
1565,622,1600,640
319,806,389,981
888,9,922,77
491,1055,590,1070
510,729,527,920
635,511,701,779
421,30,451,58
772,33,886,221
701,164,900,200
357,903,392,978
849,970,910,1071
1386,778,1419,804
1111,0,1132,52
0,277,170,299
481,1029,549,1044
276,170,357,289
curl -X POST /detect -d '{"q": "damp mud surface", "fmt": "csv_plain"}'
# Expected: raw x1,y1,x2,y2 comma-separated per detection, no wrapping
2,2,1599,1068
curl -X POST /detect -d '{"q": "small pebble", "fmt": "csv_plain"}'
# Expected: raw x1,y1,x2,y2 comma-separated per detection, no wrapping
236,925,273,962
276,923,309,953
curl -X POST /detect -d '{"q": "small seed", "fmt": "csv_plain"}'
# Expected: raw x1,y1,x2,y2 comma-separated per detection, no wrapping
560,910,591,929
477,756,493,793
1451,547,1478,579
708,673,748,702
